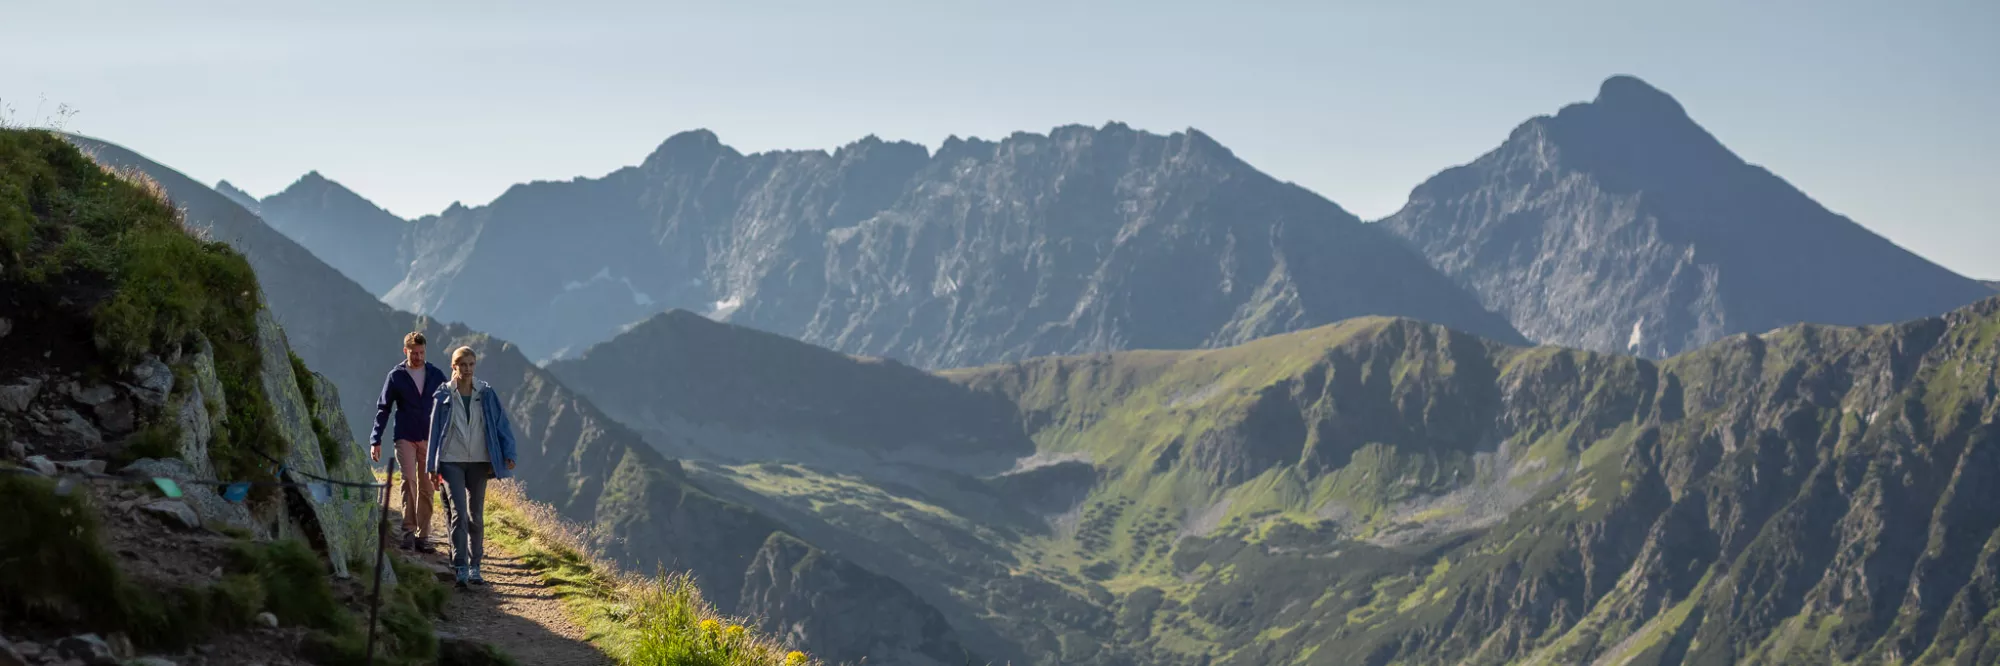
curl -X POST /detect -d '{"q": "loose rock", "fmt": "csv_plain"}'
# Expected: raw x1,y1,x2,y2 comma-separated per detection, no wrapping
138,500,201,531
72,385,117,407
24,455,57,476
45,409,102,446
93,398,136,435
14,641,40,660
0,636,25,666
0,379,41,413
105,635,131,660
0,317,11,339
255,612,278,629
57,459,108,475
126,358,174,407
54,634,113,665
7,440,24,458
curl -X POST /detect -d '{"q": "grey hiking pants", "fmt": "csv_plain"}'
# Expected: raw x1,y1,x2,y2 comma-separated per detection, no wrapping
438,462,493,570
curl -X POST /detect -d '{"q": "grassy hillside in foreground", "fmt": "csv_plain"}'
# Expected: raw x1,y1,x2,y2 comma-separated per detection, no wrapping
484,482,819,666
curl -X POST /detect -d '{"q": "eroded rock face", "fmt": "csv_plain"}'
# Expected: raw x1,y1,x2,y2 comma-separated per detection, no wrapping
253,309,378,578
740,533,978,666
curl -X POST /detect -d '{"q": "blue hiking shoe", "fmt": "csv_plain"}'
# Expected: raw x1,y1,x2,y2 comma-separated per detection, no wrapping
454,566,469,589
468,566,487,586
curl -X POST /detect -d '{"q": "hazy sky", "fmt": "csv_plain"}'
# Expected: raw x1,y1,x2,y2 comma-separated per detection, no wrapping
6,0,1996,278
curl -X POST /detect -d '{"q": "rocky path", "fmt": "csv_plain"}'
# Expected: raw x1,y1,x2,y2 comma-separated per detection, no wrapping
396,486,613,666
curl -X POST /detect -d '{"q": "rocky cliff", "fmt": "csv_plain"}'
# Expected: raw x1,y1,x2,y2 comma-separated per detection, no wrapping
375,124,1522,365
1379,75,1993,358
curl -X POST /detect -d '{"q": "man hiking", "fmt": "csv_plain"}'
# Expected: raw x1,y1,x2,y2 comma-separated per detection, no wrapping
371,331,447,552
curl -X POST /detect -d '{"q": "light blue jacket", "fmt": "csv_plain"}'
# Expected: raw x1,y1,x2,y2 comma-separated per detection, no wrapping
425,380,518,479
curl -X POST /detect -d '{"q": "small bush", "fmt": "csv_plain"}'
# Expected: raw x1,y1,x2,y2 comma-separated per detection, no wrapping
0,473,124,624
118,419,183,466
225,539,351,634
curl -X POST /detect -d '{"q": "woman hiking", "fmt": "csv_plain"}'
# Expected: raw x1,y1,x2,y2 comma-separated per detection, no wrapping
427,345,519,589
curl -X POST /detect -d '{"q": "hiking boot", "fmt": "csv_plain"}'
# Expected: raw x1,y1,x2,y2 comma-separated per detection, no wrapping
414,537,436,554
468,566,486,586
454,566,469,589
399,533,416,551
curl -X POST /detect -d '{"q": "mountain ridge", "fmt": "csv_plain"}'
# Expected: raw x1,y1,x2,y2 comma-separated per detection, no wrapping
370,120,1523,368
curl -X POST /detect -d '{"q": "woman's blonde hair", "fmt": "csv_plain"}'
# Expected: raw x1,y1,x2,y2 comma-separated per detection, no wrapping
451,346,477,367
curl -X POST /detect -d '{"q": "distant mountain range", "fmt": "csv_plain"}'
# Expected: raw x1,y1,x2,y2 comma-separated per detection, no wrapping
251,75,1991,369
1378,75,1994,357
256,124,1527,366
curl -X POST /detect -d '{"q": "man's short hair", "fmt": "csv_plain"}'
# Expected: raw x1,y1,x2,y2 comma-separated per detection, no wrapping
404,331,427,348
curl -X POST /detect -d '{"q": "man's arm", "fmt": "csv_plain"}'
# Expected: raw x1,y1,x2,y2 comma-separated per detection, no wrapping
368,370,395,452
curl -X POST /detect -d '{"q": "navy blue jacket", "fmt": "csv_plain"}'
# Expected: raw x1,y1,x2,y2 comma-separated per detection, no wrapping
371,361,447,446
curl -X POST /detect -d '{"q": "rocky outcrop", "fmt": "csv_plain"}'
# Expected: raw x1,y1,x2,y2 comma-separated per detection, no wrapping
1379,75,1994,358
740,532,978,666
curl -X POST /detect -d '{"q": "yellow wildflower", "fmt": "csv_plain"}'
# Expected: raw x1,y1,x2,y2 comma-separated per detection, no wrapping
699,618,720,634
725,624,746,640
785,651,809,665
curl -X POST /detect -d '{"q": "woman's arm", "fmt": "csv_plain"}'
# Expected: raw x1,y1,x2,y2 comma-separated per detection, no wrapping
488,387,518,469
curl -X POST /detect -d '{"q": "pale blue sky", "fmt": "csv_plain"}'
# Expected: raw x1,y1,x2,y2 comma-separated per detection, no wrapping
5,0,1995,278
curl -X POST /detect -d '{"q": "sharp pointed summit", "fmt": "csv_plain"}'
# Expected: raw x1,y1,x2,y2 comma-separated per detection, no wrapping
254,170,411,296
1380,75,1993,357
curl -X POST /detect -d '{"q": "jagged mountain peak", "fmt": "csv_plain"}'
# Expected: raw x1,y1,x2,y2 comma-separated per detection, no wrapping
1591,74,1687,117
1381,75,1994,359
643,128,740,168
213,179,260,211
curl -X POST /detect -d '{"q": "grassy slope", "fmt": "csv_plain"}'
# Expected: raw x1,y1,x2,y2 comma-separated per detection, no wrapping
687,298,2000,665
484,483,817,666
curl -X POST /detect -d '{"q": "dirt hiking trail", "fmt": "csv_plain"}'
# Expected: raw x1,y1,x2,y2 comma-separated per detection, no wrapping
393,481,613,666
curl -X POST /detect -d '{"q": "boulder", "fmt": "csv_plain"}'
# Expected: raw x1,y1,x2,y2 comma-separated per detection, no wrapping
54,634,113,665
93,397,136,435
120,459,256,536
43,408,102,447
24,455,57,476
126,357,174,408
72,384,117,407
255,612,278,628
0,379,40,413
138,499,202,531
